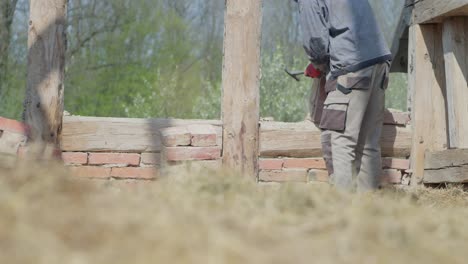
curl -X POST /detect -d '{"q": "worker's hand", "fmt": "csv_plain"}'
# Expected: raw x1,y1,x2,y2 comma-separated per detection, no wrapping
304,63,322,79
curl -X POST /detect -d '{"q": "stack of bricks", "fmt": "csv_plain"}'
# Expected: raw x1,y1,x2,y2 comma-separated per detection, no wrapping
63,124,222,180
259,157,411,186
0,117,29,167
160,124,222,169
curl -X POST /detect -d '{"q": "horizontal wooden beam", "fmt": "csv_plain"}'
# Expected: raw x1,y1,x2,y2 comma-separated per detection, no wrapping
413,0,468,24
61,112,411,155
259,122,412,158
61,116,222,152
424,149,468,183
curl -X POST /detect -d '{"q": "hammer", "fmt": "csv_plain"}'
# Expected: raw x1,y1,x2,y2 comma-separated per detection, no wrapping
284,68,304,82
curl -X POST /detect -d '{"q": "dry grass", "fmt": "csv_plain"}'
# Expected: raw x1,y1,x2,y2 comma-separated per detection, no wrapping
1,162,468,264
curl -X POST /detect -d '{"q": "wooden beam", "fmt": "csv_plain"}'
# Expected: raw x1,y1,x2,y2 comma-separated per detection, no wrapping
221,0,263,178
408,24,448,185
60,116,410,158
413,0,468,24
424,149,468,183
23,0,67,151
260,122,412,158
61,116,222,152
442,17,468,148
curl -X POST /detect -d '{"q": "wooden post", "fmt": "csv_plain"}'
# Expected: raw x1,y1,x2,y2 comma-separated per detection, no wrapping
442,17,468,149
221,0,263,178
24,0,67,152
408,24,448,185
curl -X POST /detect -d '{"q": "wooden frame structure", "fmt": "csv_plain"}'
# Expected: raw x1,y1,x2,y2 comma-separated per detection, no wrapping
409,0,468,184
22,0,468,183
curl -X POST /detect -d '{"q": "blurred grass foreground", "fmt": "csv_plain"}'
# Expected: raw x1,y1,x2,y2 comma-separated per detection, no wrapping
1,162,468,264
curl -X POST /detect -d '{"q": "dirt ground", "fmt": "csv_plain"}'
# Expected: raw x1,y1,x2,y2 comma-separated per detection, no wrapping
1,162,468,264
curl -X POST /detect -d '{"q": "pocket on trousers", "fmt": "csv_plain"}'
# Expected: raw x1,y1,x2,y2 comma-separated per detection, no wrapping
337,66,373,90
319,97,350,131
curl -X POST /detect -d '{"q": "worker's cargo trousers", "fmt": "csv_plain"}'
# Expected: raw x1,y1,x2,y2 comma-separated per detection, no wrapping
319,62,389,192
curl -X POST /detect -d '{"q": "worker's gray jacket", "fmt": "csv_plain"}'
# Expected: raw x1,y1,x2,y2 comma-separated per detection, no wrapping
298,0,391,77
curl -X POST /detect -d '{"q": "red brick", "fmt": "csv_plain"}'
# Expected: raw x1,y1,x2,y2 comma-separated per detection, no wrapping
110,167,158,179
0,117,30,135
160,126,191,147
382,158,410,170
259,158,283,170
381,169,402,184
88,153,140,166
187,124,217,147
69,166,111,179
62,152,87,165
283,158,326,169
308,169,329,182
258,169,308,182
140,152,161,165
164,147,221,161
0,130,27,155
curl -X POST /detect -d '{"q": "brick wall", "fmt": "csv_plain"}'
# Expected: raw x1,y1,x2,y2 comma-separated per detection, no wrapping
61,124,222,180
0,113,411,187
258,157,411,186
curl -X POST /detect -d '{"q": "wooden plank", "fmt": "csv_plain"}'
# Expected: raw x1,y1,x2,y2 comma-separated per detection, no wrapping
442,17,468,148
221,0,263,178
424,149,468,183
413,0,468,24
425,149,468,169
384,110,410,126
424,166,468,183
23,0,67,150
61,116,411,157
408,24,448,185
61,116,222,152
260,122,412,158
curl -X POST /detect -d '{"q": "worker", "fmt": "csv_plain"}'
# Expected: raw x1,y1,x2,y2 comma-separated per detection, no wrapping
297,0,392,192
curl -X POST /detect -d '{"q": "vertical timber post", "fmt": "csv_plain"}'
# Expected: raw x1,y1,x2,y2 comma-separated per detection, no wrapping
442,17,468,149
408,23,448,185
221,0,263,178
24,0,67,155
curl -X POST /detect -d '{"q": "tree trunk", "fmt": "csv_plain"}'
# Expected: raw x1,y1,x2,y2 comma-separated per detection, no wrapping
24,0,67,154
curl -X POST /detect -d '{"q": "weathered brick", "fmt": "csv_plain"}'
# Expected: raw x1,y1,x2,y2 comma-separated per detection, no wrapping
62,152,88,165
382,158,410,170
258,169,308,182
283,158,326,169
70,166,111,179
110,167,158,179
187,124,217,147
259,158,283,170
308,169,329,182
0,130,27,155
88,153,140,166
160,126,191,147
140,152,161,166
0,117,30,135
381,169,402,184
164,147,221,161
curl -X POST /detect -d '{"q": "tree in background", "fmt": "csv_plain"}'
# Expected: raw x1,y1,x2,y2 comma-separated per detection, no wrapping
0,0,407,122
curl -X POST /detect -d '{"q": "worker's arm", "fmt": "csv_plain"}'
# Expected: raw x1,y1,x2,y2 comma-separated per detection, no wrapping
298,0,330,72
